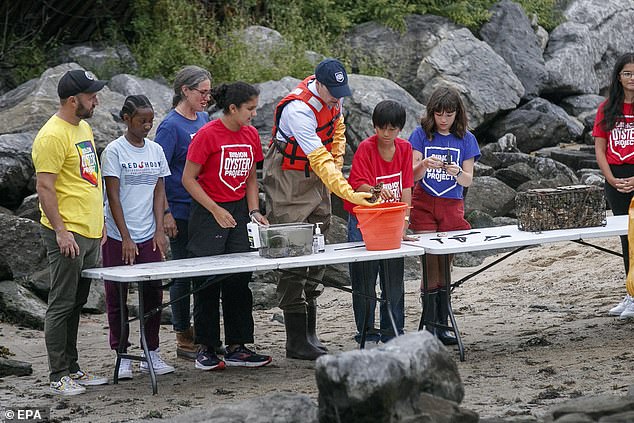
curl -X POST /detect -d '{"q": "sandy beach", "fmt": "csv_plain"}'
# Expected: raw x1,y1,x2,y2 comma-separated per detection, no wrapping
0,235,631,422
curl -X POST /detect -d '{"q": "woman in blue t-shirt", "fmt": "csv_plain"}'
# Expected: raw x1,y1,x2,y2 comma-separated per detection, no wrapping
408,86,480,345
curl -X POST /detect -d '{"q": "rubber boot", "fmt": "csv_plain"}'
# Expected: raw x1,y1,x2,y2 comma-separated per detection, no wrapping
306,299,328,352
176,326,198,360
284,312,327,360
436,289,458,345
421,289,438,335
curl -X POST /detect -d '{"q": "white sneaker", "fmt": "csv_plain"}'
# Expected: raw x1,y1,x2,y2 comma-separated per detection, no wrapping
610,295,632,316
619,300,634,320
117,358,133,380
50,375,86,396
140,349,175,375
69,369,108,386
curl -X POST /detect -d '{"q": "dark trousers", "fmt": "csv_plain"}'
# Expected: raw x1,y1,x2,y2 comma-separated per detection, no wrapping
41,227,101,382
103,237,163,351
347,215,405,343
188,199,254,349
169,218,193,332
606,164,634,274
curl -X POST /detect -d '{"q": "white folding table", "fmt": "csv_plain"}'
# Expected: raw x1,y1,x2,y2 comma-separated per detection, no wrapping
82,241,425,394
407,214,628,361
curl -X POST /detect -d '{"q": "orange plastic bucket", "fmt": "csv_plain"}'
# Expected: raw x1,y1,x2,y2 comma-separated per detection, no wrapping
353,202,408,251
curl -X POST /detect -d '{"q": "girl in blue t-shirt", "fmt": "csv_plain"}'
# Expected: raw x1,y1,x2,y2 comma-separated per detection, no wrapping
408,86,480,345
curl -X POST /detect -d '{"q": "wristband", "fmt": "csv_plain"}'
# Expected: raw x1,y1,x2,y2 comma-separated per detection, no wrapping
164,208,171,215
249,209,261,217
456,168,463,178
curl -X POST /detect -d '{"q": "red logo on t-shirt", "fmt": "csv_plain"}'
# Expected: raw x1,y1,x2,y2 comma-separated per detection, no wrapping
219,144,254,191
376,172,403,201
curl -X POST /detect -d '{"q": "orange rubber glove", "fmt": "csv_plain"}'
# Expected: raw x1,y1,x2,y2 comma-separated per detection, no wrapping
307,146,374,207
331,115,346,171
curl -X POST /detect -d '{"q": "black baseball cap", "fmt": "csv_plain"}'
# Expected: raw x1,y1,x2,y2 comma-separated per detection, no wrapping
314,58,352,98
57,70,107,99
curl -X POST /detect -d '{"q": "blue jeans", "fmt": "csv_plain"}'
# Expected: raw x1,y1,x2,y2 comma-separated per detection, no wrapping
169,218,193,332
347,215,405,343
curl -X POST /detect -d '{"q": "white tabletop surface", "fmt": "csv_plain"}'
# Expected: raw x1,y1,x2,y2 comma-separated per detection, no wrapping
409,214,627,255
82,215,627,282
82,241,425,282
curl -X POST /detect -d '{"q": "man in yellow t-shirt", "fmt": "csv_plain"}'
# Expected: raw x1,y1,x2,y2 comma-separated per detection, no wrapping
31,69,108,396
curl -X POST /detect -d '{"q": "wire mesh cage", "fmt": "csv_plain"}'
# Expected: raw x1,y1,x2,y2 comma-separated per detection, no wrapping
516,185,606,232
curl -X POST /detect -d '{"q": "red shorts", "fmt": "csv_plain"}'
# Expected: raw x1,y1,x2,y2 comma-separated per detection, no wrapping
409,184,470,232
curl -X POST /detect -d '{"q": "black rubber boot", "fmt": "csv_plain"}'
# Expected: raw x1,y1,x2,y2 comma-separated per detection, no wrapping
436,289,458,345
306,299,328,352
283,312,327,360
421,290,438,335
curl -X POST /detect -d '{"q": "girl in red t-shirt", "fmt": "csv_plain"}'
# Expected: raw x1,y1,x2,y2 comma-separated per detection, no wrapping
182,82,271,370
593,52,634,319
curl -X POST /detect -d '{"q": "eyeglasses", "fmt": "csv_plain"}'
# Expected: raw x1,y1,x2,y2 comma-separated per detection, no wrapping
190,87,212,98
620,71,634,79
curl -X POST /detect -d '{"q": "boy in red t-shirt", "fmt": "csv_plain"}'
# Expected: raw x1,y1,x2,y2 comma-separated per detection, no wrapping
344,100,414,345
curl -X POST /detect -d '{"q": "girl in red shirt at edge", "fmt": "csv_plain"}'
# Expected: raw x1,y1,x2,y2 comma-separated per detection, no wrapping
182,82,272,370
593,52,634,319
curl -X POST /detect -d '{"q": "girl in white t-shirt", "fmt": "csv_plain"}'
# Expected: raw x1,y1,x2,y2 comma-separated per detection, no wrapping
101,95,174,380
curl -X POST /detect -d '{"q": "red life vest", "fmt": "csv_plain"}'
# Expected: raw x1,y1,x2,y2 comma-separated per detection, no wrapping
270,76,341,176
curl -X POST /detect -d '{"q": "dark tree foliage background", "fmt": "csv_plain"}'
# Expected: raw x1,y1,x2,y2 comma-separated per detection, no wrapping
0,0,560,91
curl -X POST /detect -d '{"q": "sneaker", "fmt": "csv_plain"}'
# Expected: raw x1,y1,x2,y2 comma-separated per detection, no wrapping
610,295,632,316
195,349,226,371
224,345,272,368
50,375,86,396
140,349,175,375
117,358,133,380
69,369,108,386
620,301,634,320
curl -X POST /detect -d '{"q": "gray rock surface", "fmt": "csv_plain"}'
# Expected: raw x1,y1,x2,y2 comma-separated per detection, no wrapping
0,280,47,329
487,98,584,152
480,0,547,99
316,331,466,422
0,132,36,209
465,176,516,217
0,213,46,278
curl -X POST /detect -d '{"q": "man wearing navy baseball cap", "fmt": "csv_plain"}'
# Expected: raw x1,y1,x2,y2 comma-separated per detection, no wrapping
31,68,109,395
262,58,373,360
314,58,352,99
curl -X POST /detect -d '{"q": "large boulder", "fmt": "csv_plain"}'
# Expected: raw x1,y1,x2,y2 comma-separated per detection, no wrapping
345,14,524,128
0,213,47,278
0,280,47,329
107,74,173,130
0,63,125,152
479,0,548,99
345,15,461,104
465,176,516,217
0,132,36,209
54,43,139,79
416,27,524,128
487,98,584,152
316,331,471,422
141,392,318,423
564,0,634,92
344,74,423,150
543,0,634,95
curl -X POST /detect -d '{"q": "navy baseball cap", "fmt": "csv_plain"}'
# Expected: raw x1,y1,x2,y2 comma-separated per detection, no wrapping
314,58,352,98
57,70,107,99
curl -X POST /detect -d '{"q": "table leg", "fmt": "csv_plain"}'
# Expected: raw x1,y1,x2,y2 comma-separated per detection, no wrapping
379,259,399,339
442,255,464,361
114,281,126,384
418,254,428,331
138,283,158,394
